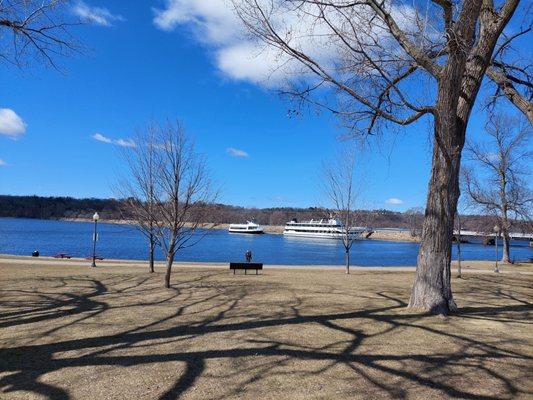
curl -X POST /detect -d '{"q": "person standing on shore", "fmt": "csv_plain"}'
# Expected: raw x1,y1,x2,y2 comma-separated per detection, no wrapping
245,250,252,263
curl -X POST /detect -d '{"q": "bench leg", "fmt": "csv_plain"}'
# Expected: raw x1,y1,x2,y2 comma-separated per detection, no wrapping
245,269,247,275
233,269,235,275
256,269,258,275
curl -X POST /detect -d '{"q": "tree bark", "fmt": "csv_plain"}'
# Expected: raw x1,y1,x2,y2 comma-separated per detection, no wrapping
409,145,460,313
456,238,462,279
345,249,350,275
456,215,462,279
500,179,512,264
409,136,461,313
485,67,533,125
501,230,511,264
409,78,467,314
149,234,155,273
164,251,174,288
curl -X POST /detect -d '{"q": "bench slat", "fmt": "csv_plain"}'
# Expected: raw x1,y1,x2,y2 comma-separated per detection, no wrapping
230,263,263,269
229,263,263,275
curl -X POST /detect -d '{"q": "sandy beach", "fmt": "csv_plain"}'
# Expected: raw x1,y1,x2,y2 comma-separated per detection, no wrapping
0,255,531,399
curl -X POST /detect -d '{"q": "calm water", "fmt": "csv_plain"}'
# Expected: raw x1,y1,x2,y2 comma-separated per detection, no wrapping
0,218,531,266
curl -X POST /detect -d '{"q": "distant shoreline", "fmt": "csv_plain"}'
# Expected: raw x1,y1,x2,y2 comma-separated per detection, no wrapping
59,217,422,242
60,217,286,234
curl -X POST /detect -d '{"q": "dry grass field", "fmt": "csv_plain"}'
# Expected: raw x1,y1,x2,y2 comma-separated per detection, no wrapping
0,256,531,399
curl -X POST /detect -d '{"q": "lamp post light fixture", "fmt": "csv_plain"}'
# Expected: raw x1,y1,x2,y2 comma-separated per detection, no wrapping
91,212,99,267
493,224,500,273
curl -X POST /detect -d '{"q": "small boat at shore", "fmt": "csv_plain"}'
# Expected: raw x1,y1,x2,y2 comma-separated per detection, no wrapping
283,218,365,239
228,221,264,234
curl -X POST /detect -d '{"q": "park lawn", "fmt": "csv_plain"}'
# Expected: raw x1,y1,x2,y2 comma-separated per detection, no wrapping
0,258,531,399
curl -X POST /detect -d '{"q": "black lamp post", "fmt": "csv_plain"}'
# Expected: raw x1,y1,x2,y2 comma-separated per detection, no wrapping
91,212,99,267
493,224,500,273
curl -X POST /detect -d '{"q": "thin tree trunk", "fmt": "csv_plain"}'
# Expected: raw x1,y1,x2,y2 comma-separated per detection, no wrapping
165,257,173,288
499,171,512,264
165,250,175,288
501,230,511,264
457,240,462,279
456,216,462,279
345,249,350,274
149,234,155,273
409,86,466,314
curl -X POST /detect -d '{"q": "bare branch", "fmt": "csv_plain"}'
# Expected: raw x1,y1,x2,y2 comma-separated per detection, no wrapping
0,0,80,70
321,144,366,273
364,0,442,77
486,67,533,124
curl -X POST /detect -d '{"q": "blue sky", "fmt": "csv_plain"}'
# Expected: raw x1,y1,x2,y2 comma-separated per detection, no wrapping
0,1,523,211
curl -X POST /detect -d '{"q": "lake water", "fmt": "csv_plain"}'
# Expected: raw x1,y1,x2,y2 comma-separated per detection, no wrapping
0,218,531,266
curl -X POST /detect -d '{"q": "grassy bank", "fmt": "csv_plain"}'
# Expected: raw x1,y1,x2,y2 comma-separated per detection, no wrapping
0,256,531,399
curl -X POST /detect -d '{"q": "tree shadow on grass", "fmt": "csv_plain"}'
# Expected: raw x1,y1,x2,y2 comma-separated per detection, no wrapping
0,270,531,399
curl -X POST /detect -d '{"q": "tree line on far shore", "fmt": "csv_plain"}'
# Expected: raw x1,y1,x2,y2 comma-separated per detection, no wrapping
0,194,529,234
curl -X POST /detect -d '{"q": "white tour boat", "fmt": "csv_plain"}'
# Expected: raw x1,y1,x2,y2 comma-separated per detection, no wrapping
283,218,365,239
228,221,264,234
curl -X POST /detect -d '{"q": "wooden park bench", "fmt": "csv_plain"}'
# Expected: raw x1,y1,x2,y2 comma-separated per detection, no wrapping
229,262,263,275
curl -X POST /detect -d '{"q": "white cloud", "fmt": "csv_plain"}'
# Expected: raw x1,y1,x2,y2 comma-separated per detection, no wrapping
115,138,136,148
151,0,337,85
153,0,238,43
92,133,113,144
152,1,424,87
72,1,124,26
0,159,6,166
386,198,404,205
227,147,249,157
0,108,26,138
92,133,136,147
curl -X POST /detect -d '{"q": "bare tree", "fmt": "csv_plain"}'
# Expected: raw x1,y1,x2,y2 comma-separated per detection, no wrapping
118,125,161,273
232,0,532,314
323,147,363,274
463,112,532,264
405,207,424,238
0,0,79,69
269,210,287,226
151,121,218,288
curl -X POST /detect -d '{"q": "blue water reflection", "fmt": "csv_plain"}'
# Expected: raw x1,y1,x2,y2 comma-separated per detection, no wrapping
0,218,531,266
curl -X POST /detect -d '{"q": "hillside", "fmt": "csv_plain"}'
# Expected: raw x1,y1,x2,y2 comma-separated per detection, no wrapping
0,195,526,234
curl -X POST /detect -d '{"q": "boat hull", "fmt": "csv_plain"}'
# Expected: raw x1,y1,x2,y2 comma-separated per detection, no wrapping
283,231,363,239
228,229,264,234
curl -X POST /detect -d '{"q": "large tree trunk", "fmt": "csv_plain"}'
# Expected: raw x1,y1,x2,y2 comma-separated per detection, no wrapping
409,76,467,314
409,136,462,313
